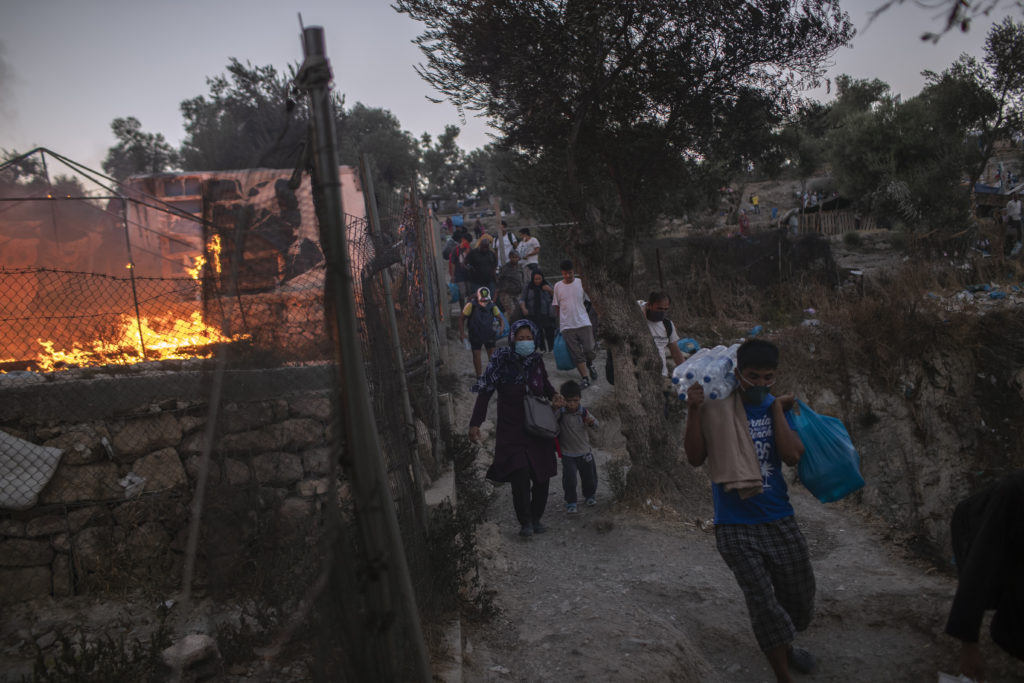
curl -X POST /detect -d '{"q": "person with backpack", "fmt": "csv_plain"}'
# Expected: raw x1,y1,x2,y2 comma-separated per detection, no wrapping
465,234,498,294
448,236,473,307
641,292,685,377
459,287,507,381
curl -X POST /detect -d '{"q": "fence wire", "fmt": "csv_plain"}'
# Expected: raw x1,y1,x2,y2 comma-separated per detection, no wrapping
0,165,449,681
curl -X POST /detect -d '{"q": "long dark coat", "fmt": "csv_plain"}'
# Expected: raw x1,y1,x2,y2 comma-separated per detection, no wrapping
470,358,557,483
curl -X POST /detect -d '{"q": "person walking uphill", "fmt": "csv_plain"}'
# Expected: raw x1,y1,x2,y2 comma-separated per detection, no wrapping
551,260,598,387
469,319,564,537
519,269,556,353
557,380,599,514
460,287,507,381
466,234,498,293
683,339,815,683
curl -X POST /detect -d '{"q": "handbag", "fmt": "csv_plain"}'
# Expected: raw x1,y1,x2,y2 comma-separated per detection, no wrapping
523,394,559,438
787,399,865,503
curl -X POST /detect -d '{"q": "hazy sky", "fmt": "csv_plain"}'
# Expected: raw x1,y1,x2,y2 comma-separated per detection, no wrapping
0,0,1017,174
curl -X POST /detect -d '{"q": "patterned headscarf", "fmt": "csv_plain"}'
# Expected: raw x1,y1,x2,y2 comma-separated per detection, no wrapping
471,318,543,393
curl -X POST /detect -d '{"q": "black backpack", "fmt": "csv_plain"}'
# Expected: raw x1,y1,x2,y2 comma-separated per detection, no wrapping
441,236,457,260
467,302,497,343
605,318,673,385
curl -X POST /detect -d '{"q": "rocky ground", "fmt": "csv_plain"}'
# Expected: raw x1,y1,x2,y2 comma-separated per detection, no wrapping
445,337,1024,683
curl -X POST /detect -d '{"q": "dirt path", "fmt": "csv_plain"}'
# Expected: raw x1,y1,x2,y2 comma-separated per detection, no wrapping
445,341,1021,683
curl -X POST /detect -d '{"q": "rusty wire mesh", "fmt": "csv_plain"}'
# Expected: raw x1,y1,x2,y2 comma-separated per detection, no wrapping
0,163,448,680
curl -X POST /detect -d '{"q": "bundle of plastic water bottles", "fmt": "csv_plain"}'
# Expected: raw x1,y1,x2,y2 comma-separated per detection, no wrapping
671,343,740,401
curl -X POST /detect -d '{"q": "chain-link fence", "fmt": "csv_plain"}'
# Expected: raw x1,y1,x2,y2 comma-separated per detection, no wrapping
1,149,451,680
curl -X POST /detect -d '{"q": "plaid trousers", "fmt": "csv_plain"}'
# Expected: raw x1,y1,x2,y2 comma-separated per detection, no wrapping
715,516,816,651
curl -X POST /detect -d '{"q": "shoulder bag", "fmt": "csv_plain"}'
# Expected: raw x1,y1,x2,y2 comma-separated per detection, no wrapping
523,394,559,438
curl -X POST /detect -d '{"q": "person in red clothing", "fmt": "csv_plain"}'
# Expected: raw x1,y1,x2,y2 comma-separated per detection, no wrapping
944,470,1024,681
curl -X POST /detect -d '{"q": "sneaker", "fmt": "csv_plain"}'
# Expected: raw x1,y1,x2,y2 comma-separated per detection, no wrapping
585,496,597,507
518,524,534,537
566,503,578,514
787,646,817,675
587,362,598,381
580,377,591,389
531,521,548,534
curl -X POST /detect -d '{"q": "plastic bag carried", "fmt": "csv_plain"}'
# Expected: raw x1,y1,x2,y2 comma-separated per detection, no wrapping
553,331,575,371
671,343,739,401
787,399,865,503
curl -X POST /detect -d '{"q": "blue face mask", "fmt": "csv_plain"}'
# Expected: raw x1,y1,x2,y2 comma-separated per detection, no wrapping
514,340,535,356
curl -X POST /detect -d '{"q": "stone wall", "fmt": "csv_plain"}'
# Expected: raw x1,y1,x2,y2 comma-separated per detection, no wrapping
0,367,339,605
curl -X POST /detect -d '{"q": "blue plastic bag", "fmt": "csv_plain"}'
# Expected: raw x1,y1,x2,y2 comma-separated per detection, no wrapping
553,331,574,371
788,399,865,503
677,337,700,354
448,282,459,304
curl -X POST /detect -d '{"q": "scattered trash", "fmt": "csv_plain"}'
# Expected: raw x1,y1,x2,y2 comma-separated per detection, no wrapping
748,325,762,337
119,472,146,499
989,290,1007,300
803,308,816,315
801,319,820,327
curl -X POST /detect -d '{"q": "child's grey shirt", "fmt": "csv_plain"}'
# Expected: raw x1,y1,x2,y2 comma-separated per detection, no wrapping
557,406,598,456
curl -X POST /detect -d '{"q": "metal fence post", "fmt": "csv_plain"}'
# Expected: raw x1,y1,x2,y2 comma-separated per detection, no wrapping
301,26,431,682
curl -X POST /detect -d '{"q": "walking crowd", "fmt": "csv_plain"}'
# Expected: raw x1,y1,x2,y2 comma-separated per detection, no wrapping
439,213,1022,683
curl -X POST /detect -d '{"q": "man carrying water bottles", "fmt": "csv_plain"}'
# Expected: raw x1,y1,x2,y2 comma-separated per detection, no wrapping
683,339,815,683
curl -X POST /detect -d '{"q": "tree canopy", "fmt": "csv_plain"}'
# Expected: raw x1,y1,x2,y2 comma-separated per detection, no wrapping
101,117,179,180
396,0,854,479
398,0,853,272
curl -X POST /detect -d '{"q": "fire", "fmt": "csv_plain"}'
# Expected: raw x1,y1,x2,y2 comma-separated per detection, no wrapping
185,235,223,281
30,311,250,372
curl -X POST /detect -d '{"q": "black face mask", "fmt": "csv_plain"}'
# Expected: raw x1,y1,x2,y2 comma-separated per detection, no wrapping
646,309,666,322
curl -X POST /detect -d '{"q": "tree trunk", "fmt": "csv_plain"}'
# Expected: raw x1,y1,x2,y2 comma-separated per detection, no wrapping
571,224,693,500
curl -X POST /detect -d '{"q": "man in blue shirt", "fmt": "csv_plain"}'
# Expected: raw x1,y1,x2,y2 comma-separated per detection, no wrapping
684,339,815,683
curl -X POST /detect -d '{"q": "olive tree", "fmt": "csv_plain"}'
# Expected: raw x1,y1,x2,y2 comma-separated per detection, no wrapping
396,0,853,491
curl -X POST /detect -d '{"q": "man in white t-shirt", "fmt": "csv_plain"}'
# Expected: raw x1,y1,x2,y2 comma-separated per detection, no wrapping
1005,194,1022,255
552,259,597,388
517,228,541,273
496,220,519,267
639,292,685,377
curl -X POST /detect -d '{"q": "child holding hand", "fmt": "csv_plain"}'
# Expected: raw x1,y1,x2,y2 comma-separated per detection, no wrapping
557,380,599,513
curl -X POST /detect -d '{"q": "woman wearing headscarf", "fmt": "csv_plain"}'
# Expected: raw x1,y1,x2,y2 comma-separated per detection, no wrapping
469,319,564,537
518,269,556,353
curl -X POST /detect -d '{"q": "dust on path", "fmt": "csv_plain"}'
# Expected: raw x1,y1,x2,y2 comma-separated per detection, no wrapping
445,341,1021,683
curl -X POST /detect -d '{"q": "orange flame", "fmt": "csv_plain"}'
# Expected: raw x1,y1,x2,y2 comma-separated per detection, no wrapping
185,235,223,281
30,311,250,372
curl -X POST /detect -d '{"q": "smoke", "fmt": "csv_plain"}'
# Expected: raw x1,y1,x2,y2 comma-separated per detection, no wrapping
0,41,13,123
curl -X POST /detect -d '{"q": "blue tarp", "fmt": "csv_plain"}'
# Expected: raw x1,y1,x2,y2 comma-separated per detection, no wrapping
975,182,1002,194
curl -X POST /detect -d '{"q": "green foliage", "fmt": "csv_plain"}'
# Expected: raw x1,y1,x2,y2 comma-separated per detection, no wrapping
27,610,171,683
603,457,629,502
101,117,178,180
419,433,496,621
178,58,307,171
336,103,420,198
825,75,976,231
419,124,464,198
397,0,854,264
